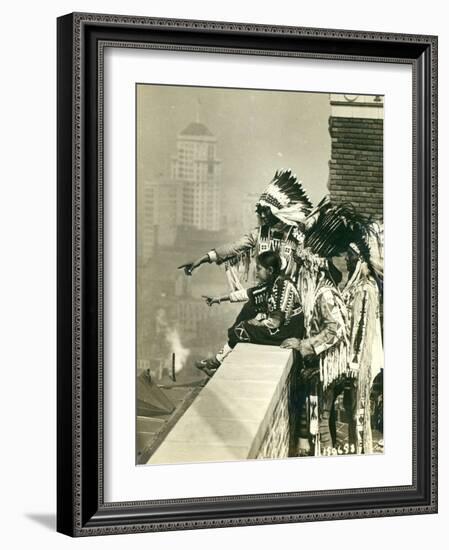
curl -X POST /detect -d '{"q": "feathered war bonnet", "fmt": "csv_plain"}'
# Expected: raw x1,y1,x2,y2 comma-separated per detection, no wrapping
256,169,313,226
304,198,383,285
298,198,374,273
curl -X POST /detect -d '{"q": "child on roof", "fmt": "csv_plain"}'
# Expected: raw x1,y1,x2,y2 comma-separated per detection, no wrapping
196,250,304,377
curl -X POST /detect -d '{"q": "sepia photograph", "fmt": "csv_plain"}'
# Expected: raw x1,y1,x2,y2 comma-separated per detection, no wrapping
136,84,384,465
55,10,438,536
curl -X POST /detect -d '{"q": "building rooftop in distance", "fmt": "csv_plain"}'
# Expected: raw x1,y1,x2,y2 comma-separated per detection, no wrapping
180,121,213,137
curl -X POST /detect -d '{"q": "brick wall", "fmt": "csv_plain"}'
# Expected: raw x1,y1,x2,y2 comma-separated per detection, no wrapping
328,117,383,221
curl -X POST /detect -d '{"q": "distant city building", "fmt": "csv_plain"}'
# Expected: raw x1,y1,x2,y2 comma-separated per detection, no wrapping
239,192,261,232
171,121,222,231
140,178,183,262
139,119,222,265
175,297,210,341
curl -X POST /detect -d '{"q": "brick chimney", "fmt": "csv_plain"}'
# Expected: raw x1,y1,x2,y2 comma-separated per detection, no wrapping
328,94,384,221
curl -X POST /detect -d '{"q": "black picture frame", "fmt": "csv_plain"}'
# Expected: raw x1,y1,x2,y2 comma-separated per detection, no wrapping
57,12,438,536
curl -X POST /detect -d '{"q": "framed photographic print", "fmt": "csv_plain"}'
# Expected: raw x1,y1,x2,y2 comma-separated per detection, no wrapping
57,12,438,536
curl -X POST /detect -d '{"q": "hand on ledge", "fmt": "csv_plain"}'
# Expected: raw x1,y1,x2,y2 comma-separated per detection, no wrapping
281,338,315,358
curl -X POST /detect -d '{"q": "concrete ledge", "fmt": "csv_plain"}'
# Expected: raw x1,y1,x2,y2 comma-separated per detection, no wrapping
147,344,294,465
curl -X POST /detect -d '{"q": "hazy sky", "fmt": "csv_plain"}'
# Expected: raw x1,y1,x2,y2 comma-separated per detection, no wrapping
137,84,331,211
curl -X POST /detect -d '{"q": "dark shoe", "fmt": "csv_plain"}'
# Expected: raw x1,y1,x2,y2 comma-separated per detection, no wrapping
196,357,220,377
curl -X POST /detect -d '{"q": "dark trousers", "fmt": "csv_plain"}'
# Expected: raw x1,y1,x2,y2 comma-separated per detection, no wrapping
231,301,257,325
320,378,357,452
296,368,357,454
227,307,304,348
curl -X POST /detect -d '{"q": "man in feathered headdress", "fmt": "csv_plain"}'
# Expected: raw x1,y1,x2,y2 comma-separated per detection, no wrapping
178,169,313,285
281,201,374,456
178,169,312,373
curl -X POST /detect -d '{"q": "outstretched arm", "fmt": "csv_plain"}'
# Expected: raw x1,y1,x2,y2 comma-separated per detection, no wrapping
209,228,258,264
202,294,230,306
202,288,249,307
178,229,258,276
178,254,211,276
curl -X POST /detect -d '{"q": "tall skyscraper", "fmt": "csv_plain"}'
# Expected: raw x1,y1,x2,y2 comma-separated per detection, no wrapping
138,118,222,266
171,121,222,231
